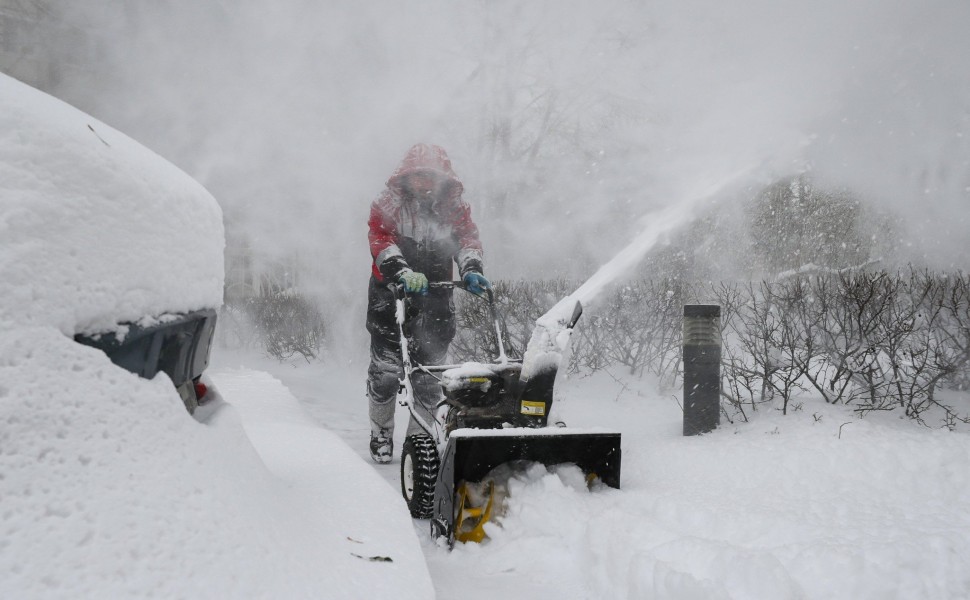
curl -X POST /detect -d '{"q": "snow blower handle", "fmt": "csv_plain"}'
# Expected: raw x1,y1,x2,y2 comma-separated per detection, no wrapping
428,280,494,303
392,280,495,314
389,279,463,293
394,281,508,363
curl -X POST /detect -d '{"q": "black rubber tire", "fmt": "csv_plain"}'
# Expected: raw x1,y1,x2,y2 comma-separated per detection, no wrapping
401,434,439,519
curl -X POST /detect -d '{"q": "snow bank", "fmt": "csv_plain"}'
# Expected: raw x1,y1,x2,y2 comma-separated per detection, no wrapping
0,73,224,336
0,331,433,599
0,329,294,597
208,368,435,599
432,372,970,600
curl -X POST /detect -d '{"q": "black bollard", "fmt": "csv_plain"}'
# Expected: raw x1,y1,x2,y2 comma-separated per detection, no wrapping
683,304,721,436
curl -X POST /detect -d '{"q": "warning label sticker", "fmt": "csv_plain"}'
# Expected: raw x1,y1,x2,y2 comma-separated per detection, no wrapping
520,400,546,416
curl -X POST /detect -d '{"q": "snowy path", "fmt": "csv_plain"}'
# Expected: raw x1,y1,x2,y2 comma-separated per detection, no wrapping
206,367,434,599
212,351,970,600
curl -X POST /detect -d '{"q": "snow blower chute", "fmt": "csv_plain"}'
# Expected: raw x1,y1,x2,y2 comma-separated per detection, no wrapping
391,281,621,545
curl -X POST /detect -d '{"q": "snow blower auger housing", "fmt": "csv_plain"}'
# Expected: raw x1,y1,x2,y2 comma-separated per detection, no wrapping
391,281,622,546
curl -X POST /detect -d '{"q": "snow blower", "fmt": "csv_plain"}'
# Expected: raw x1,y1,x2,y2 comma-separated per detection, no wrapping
391,281,621,545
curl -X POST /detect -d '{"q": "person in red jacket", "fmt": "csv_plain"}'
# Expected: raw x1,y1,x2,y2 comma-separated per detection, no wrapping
366,143,491,463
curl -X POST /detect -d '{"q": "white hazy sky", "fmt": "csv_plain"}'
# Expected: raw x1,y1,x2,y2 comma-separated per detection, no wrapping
56,0,970,339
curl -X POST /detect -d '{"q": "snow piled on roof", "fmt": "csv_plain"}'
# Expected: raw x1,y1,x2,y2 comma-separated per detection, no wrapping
0,72,224,336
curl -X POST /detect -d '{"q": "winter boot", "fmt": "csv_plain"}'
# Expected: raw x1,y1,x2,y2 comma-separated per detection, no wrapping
369,431,393,464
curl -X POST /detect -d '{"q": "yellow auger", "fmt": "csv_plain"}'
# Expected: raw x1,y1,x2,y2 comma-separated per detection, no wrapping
454,480,496,543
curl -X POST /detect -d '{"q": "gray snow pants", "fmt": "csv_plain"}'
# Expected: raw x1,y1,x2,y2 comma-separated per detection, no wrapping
365,277,455,437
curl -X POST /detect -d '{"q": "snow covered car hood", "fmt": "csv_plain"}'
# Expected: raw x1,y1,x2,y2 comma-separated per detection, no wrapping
0,72,224,336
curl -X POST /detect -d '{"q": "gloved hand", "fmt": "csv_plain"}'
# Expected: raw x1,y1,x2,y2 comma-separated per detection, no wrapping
463,272,491,296
398,270,429,294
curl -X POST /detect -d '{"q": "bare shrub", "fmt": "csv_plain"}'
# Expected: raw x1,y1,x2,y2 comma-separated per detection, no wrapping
585,280,684,380
449,270,970,427
934,272,970,392
718,282,806,416
241,289,326,361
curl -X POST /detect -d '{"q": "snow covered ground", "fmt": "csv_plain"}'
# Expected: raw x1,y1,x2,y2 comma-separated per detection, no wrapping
0,335,434,599
225,350,970,600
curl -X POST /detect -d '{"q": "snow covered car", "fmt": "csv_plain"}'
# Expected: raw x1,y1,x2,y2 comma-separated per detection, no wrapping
0,72,225,415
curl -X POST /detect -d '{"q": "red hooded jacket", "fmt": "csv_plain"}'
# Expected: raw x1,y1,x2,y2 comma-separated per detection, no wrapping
368,144,484,282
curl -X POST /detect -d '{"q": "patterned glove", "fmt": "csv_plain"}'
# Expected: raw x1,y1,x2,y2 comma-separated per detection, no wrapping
398,270,429,294
463,272,491,296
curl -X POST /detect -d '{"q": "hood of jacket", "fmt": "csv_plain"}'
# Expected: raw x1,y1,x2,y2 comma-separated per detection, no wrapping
385,143,464,206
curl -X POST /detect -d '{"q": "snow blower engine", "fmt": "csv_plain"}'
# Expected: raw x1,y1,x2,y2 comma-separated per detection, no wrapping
391,281,622,545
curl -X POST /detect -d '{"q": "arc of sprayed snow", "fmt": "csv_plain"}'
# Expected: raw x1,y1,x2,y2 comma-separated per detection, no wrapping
519,163,763,384
573,163,762,308
570,202,695,308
